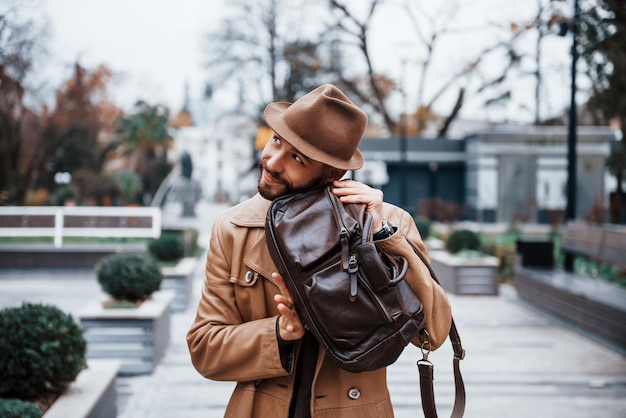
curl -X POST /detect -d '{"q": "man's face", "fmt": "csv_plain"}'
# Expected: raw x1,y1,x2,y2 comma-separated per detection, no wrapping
257,133,333,200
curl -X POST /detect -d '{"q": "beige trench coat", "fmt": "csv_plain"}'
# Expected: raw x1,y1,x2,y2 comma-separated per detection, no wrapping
187,193,452,418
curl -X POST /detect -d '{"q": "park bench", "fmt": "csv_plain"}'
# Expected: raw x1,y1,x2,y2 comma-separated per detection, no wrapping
515,221,626,353
0,206,161,247
558,221,626,270
0,206,161,268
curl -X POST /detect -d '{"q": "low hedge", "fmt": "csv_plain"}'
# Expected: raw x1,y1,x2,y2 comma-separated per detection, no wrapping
96,253,163,302
0,399,42,418
148,234,184,262
0,303,86,402
446,229,481,254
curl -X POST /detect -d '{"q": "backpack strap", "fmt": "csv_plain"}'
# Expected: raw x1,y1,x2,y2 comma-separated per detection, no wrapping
406,236,466,418
417,319,466,418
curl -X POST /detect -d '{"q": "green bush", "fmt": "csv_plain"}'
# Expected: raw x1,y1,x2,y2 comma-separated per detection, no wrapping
96,253,163,302
148,234,184,262
0,304,86,401
0,399,42,418
160,227,200,257
414,218,431,240
446,229,481,254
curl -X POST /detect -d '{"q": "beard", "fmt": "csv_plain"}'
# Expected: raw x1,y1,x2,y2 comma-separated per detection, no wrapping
257,160,328,200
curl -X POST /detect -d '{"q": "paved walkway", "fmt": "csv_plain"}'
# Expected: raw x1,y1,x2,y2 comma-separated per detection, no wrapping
1,200,625,417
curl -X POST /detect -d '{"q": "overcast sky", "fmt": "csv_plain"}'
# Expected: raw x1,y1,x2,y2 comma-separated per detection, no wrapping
42,0,221,112
38,0,572,124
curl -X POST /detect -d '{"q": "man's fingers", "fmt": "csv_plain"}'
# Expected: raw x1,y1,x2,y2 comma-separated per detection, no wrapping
272,272,304,340
274,294,293,310
272,272,291,296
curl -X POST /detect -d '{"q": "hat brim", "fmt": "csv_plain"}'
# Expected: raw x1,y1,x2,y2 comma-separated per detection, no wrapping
264,102,364,171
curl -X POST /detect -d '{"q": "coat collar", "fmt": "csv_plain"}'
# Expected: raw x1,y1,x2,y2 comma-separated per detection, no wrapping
231,193,271,228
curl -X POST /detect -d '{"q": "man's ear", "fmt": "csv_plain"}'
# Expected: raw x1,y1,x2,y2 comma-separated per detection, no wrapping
326,168,347,182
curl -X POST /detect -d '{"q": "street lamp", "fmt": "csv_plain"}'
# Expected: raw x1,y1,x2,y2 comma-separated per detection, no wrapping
399,58,408,209
559,0,580,272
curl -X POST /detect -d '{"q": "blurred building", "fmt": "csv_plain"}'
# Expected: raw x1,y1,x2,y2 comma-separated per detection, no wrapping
359,125,616,224
168,93,617,224
168,111,258,205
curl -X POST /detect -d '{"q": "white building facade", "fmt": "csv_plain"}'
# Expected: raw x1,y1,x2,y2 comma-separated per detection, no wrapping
168,112,258,205
465,126,615,223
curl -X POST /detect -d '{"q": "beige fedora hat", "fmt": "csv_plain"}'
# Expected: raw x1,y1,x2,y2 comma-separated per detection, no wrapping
263,84,367,170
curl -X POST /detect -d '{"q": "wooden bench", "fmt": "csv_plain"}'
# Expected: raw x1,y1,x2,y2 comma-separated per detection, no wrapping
559,221,626,270
0,206,161,247
600,229,626,269
0,206,161,268
515,222,626,353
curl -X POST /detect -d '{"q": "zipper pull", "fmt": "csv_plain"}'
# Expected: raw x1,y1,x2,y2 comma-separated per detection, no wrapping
340,229,350,270
349,254,358,302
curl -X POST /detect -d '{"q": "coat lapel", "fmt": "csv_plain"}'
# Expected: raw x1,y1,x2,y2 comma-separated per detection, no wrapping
231,193,278,284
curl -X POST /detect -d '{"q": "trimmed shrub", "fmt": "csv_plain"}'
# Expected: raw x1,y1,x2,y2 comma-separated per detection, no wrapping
96,253,163,302
414,218,431,240
159,228,200,257
446,229,481,254
148,234,184,262
0,399,42,418
0,304,86,401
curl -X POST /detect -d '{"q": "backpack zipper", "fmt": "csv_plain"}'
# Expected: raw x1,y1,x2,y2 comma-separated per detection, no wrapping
358,269,393,323
327,188,351,272
327,188,390,320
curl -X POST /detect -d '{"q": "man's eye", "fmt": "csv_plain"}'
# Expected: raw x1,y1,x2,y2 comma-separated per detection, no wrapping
273,136,281,145
293,155,303,164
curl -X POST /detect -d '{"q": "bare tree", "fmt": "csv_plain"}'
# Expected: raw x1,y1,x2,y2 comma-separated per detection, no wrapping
0,65,46,205
0,0,47,83
0,0,48,205
202,0,334,117
473,0,572,126
326,0,528,137
327,0,397,133
203,0,560,137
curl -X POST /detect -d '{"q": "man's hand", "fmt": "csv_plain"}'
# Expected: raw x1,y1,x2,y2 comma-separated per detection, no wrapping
332,179,385,232
273,272,305,341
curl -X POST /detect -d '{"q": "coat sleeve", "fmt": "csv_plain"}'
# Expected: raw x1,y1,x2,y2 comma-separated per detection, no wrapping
186,217,289,382
375,206,452,350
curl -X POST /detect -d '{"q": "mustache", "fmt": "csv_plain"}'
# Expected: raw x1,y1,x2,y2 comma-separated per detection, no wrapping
259,161,288,185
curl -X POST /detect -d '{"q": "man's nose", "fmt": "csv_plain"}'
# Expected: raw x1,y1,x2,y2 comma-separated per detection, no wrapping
265,150,285,173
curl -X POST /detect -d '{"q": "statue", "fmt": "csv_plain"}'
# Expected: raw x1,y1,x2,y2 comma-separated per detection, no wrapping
170,152,202,218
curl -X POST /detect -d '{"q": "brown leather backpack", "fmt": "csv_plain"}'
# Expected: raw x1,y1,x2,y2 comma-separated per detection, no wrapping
265,185,466,418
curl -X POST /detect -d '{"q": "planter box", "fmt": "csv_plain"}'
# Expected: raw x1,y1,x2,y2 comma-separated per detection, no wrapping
44,359,120,418
78,290,175,375
161,257,198,312
429,250,500,295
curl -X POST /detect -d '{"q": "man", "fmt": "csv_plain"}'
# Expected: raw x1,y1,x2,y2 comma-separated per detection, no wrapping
187,84,452,418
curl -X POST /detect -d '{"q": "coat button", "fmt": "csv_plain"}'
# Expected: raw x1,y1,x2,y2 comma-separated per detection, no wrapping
347,387,361,400
245,271,254,283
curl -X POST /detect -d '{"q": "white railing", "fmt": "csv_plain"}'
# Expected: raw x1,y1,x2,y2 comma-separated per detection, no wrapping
0,206,162,248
